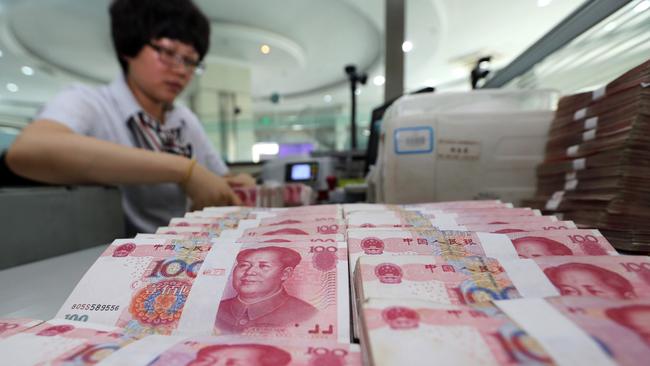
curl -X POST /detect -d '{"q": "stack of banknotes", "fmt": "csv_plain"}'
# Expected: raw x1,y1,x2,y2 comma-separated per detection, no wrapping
1,201,649,365
527,58,650,253
233,183,312,207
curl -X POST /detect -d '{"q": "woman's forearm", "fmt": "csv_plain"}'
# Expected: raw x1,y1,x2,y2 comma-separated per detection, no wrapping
6,120,190,185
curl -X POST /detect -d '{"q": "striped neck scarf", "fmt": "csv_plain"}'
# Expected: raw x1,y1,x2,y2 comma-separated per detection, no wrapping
127,111,193,158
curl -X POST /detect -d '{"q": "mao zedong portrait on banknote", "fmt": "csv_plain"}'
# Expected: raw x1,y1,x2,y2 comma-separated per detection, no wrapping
511,236,573,258
187,343,292,366
216,246,318,332
544,262,636,300
605,304,650,346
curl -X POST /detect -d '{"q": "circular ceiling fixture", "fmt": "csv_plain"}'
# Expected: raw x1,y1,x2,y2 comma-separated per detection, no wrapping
21,66,34,76
260,44,271,54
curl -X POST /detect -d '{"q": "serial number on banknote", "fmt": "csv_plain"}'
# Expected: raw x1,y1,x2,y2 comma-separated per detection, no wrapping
71,303,120,311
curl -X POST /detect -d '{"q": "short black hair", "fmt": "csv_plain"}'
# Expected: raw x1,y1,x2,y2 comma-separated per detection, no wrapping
109,0,210,74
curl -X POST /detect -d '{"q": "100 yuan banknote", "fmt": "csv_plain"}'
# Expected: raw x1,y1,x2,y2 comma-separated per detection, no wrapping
0,319,141,365
360,298,553,366
169,215,340,229
347,229,518,276
355,255,521,306
101,335,362,366
0,318,43,339
540,296,650,365
57,239,214,335
168,217,240,229
346,211,554,229
346,212,459,229
360,254,650,302
58,238,350,342
156,226,219,238
503,229,618,258
218,221,346,243
456,220,577,233
400,228,619,258
362,296,649,366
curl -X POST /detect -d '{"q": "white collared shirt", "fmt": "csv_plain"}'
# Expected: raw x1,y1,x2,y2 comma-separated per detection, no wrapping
37,75,229,233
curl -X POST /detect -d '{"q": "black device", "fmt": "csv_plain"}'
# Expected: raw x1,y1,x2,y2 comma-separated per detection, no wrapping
344,64,367,151
285,162,319,182
471,56,492,89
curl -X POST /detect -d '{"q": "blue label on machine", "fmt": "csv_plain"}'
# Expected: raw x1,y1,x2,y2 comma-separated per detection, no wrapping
394,126,434,154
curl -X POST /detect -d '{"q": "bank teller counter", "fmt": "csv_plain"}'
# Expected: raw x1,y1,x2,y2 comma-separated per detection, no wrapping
0,186,124,270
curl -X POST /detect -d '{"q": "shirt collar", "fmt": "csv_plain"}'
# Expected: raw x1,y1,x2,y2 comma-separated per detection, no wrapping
109,74,179,125
229,288,291,320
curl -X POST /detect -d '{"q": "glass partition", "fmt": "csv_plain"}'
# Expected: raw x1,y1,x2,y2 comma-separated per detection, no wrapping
507,0,650,93
201,111,371,163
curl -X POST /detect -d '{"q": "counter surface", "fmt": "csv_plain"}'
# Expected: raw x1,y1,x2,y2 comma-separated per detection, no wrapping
0,245,107,320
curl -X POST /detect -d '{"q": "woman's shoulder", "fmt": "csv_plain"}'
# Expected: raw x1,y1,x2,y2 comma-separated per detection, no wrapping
50,82,110,108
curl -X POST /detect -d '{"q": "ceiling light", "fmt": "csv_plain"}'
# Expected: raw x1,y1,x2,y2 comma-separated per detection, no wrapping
355,88,362,96
603,22,618,32
0,49,3,58
537,0,552,7
633,0,649,12
373,75,385,86
292,124,304,131
21,66,34,76
402,41,413,53
323,94,332,103
260,44,271,54
6,83,19,92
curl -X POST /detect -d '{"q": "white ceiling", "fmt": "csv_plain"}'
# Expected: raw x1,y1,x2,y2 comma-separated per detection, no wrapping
0,0,585,119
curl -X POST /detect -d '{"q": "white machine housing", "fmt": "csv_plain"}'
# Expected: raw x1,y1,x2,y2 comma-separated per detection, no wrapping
371,89,558,205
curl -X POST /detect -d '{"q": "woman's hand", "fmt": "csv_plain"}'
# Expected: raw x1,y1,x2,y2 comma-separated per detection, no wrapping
181,162,242,210
226,173,257,188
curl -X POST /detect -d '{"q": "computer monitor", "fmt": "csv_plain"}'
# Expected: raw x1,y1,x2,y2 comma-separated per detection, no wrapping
284,161,319,183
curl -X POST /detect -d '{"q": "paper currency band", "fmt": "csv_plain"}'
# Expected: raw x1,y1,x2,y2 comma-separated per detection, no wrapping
181,158,198,186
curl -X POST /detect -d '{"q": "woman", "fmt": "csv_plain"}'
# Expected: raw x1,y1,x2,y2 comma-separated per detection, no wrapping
6,0,253,233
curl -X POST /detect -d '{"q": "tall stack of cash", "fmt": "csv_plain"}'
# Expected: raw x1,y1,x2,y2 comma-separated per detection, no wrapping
529,59,650,253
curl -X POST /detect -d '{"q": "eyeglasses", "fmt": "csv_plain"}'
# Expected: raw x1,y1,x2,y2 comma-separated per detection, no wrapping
148,43,205,75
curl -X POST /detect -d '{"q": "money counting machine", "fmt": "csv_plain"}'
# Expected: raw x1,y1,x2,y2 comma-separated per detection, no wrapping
368,89,559,206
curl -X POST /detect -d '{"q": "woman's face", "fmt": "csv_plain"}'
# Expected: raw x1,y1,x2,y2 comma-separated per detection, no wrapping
126,38,198,105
